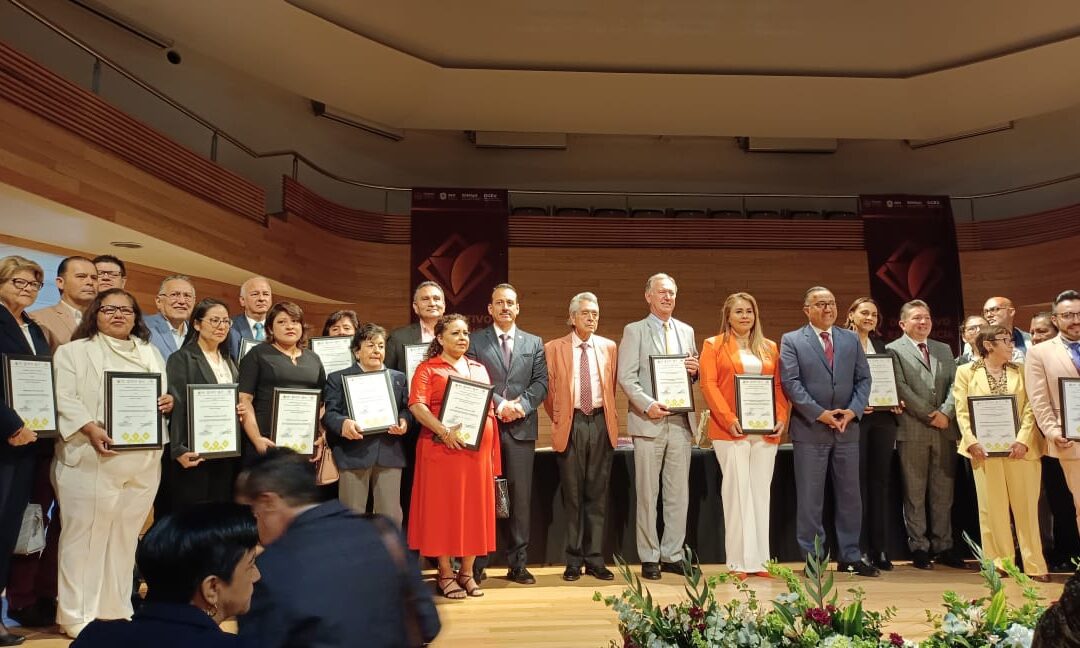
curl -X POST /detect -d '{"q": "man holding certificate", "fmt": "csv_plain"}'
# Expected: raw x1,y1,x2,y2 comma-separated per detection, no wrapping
618,273,698,581
886,300,963,570
954,324,1048,581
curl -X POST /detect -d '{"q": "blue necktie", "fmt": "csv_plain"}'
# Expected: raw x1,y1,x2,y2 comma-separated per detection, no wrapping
253,321,265,341
1069,342,1080,374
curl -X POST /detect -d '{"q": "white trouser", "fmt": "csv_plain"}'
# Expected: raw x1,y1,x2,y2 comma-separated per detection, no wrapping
712,437,778,573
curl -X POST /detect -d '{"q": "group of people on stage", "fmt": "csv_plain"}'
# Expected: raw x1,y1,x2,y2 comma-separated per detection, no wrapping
2,252,1080,644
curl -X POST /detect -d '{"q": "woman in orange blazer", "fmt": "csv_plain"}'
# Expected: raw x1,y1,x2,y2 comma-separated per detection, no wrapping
700,292,789,578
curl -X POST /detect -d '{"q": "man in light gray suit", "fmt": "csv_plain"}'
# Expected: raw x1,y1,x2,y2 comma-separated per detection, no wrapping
618,273,699,580
886,299,964,570
466,283,549,584
780,286,876,576
144,275,196,360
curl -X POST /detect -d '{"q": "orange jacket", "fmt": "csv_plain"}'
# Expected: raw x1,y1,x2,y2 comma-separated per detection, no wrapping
699,334,790,443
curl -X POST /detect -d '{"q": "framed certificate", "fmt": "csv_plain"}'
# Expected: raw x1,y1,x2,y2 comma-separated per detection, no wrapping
649,354,694,413
404,344,428,389
2,354,58,437
270,388,320,456
866,354,900,410
1060,378,1080,441
104,372,163,450
968,395,1019,456
343,370,399,434
438,376,494,451
187,384,240,458
239,338,259,360
734,374,776,434
309,336,355,375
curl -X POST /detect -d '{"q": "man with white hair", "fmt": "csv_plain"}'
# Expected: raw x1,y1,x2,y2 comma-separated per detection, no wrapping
228,276,273,360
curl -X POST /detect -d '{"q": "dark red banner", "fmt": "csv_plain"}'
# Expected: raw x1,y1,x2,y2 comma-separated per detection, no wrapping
860,195,964,353
410,188,509,330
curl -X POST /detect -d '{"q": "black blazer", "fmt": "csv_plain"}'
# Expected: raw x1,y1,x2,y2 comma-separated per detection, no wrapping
321,364,411,470
0,305,50,446
384,323,422,375
72,602,241,648
237,501,441,648
166,343,239,459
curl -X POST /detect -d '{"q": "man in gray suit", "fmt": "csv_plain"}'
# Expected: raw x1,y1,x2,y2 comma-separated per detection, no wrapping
466,283,548,584
618,273,699,580
144,275,196,360
886,299,964,570
780,286,876,576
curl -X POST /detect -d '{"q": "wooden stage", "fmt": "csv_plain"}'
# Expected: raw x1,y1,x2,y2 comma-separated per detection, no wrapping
8,563,1067,647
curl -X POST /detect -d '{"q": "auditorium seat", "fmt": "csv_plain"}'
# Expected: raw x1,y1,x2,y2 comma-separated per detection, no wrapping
593,208,629,217
826,210,859,220
707,209,744,219
631,208,668,218
672,209,706,219
511,206,550,216
554,207,591,218
747,209,782,219
789,210,822,220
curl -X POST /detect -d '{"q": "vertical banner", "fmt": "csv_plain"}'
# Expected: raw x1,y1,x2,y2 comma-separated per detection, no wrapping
860,195,964,354
411,188,509,330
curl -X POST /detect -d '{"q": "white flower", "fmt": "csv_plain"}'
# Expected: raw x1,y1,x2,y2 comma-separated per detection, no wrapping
775,592,800,605
942,613,971,635
1000,623,1034,648
821,635,853,648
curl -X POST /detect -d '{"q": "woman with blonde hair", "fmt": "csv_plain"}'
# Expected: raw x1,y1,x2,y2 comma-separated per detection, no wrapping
699,292,788,579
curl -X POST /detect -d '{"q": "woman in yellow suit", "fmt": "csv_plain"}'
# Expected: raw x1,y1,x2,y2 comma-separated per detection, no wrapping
953,323,1049,581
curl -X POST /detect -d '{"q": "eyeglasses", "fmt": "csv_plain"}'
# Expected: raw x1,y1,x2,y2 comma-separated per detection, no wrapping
100,305,135,317
1055,311,1080,322
202,317,231,328
808,301,836,310
8,278,43,292
991,337,1015,346
983,305,1008,316
159,291,195,302
97,270,123,278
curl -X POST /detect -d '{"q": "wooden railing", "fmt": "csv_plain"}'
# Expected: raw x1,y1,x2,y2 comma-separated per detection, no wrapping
955,203,1080,250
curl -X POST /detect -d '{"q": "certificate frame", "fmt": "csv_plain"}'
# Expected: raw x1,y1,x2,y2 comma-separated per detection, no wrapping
404,343,429,389
186,383,241,459
648,354,695,414
2,353,58,437
239,338,259,360
269,388,321,457
865,354,901,410
342,370,399,435
1060,377,1080,441
437,376,494,451
104,371,164,450
734,374,776,434
968,394,1019,457
309,335,355,375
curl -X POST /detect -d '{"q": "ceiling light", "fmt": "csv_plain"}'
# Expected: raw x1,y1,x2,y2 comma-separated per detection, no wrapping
110,241,143,249
310,101,404,142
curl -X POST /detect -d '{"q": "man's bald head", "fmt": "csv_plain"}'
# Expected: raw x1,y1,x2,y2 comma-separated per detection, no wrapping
982,296,1016,330
240,276,272,320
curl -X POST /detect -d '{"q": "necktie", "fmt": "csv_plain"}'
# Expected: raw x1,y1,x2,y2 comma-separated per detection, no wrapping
579,342,593,415
820,331,834,366
500,333,512,368
1069,342,1080,374
253,321,265,341
918,342,931,367
662,322,673,354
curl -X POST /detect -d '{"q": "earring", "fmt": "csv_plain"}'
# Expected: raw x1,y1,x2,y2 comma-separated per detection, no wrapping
205,604,218,618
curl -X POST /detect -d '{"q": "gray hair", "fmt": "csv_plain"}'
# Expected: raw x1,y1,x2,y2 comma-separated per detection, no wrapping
645,273,676,293
240,276,271,297
158,274,194,295
567,292,599,326
412,281,444,302
803,286,832,305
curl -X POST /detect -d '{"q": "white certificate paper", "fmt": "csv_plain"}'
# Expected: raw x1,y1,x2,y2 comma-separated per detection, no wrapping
188,384,240,458
649,355,694,413
310,336,355,375
3,354,57,436
404,344,428,391
343,371,398,434
735,374,776,434
106,372,162,449
969,395,1019,455
1061,378,1080,441
271,389,320,456
866,354,900,409
439,377,493,450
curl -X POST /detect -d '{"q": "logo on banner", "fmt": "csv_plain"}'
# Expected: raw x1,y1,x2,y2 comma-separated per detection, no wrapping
874,240,945,301
417,234,493,307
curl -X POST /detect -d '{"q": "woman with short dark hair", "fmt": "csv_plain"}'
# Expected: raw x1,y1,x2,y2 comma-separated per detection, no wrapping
321,310,359,338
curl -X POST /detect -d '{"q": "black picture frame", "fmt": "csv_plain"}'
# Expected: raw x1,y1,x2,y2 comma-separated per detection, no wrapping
968,394,1019,457
2,353,58,438
186,383,241,459
342,370,399,435
104,371,163,450
648,354,695,414
437,376,494,451
734,374,776,434
269,387,320,457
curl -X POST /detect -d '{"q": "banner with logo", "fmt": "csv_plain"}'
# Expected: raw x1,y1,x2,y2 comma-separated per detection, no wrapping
860,195,964,353
410,188,509,330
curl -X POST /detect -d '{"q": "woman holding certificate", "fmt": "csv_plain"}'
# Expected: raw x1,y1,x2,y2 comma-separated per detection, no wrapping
953,324,1049,581
699,292,788,579
53,288,174,638
0,256,51,646
407,314,501,600
164,299,240,513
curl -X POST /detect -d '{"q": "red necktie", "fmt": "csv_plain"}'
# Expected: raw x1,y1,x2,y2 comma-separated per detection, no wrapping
579,343,593,415
820,331,834,366
918,342,931,367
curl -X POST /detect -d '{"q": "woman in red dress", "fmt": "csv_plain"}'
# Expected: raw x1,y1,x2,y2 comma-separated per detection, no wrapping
407,314,501,600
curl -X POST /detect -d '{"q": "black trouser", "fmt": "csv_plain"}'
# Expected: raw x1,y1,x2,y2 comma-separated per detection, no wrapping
476,432,535,572
558,409,614,569
0,448,35,598
859,411,898,556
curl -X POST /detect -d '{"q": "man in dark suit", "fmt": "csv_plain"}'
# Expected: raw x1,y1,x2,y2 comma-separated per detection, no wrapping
467,283,549,584
384,281,445,375
237,450,440,648
226,276,272,360
144,275,196,360
780,286,876,576
886,299,964,570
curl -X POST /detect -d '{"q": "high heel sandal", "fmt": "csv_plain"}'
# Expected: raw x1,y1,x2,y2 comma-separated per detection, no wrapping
457,572,485,597
437,575,467,600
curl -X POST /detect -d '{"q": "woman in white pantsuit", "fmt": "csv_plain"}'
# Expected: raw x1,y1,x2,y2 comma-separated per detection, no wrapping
699,293,789,579
53,289,173,638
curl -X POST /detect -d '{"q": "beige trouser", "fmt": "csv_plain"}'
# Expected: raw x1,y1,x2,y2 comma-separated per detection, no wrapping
338,466,403,526
971,456,1047,576
53,447,161,634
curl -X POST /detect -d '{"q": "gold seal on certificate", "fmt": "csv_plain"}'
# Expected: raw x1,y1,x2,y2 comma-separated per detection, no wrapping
2,354,58,437
438,376,494,451
187,384,240,458
239,339,259,360
404,344,428,389
270,388,321,456
734,374,776,434
105,372,163,450
865,354,900,410
968,395,1019,456
343,370,399,434
1061,378,1080,441
309,336,355,375
649,354,695,413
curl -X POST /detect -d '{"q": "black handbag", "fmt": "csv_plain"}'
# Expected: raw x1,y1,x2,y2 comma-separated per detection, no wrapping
494,477,510,519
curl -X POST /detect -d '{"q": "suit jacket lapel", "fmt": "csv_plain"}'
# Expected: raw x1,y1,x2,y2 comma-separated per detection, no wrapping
803,325,832,374
1055,337,1080,378
724,335,745,374
192,350,217,384
901,340,930,373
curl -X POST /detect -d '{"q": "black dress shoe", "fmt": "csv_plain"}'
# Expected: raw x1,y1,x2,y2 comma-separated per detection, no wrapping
0,631,25,647
837,560,880,577
660,561,684,576
1049,560,1077,573
935,552,969,570
473,568,488,584
585,565,615,581
507,567,536,584
5,603,52,628
912,549,934,570
562,565,582,581
872,553,894,572
641,562,661,580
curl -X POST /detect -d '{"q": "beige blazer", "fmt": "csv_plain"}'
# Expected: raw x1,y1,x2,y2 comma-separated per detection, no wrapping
543,332,619,452
953,361,1041,460
29,302,79,352
1024,336,1080,459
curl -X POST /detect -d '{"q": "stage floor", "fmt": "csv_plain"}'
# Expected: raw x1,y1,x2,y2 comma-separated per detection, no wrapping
7,563,1067,647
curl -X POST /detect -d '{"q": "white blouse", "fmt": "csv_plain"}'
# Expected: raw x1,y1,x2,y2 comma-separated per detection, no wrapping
738,349,764,375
